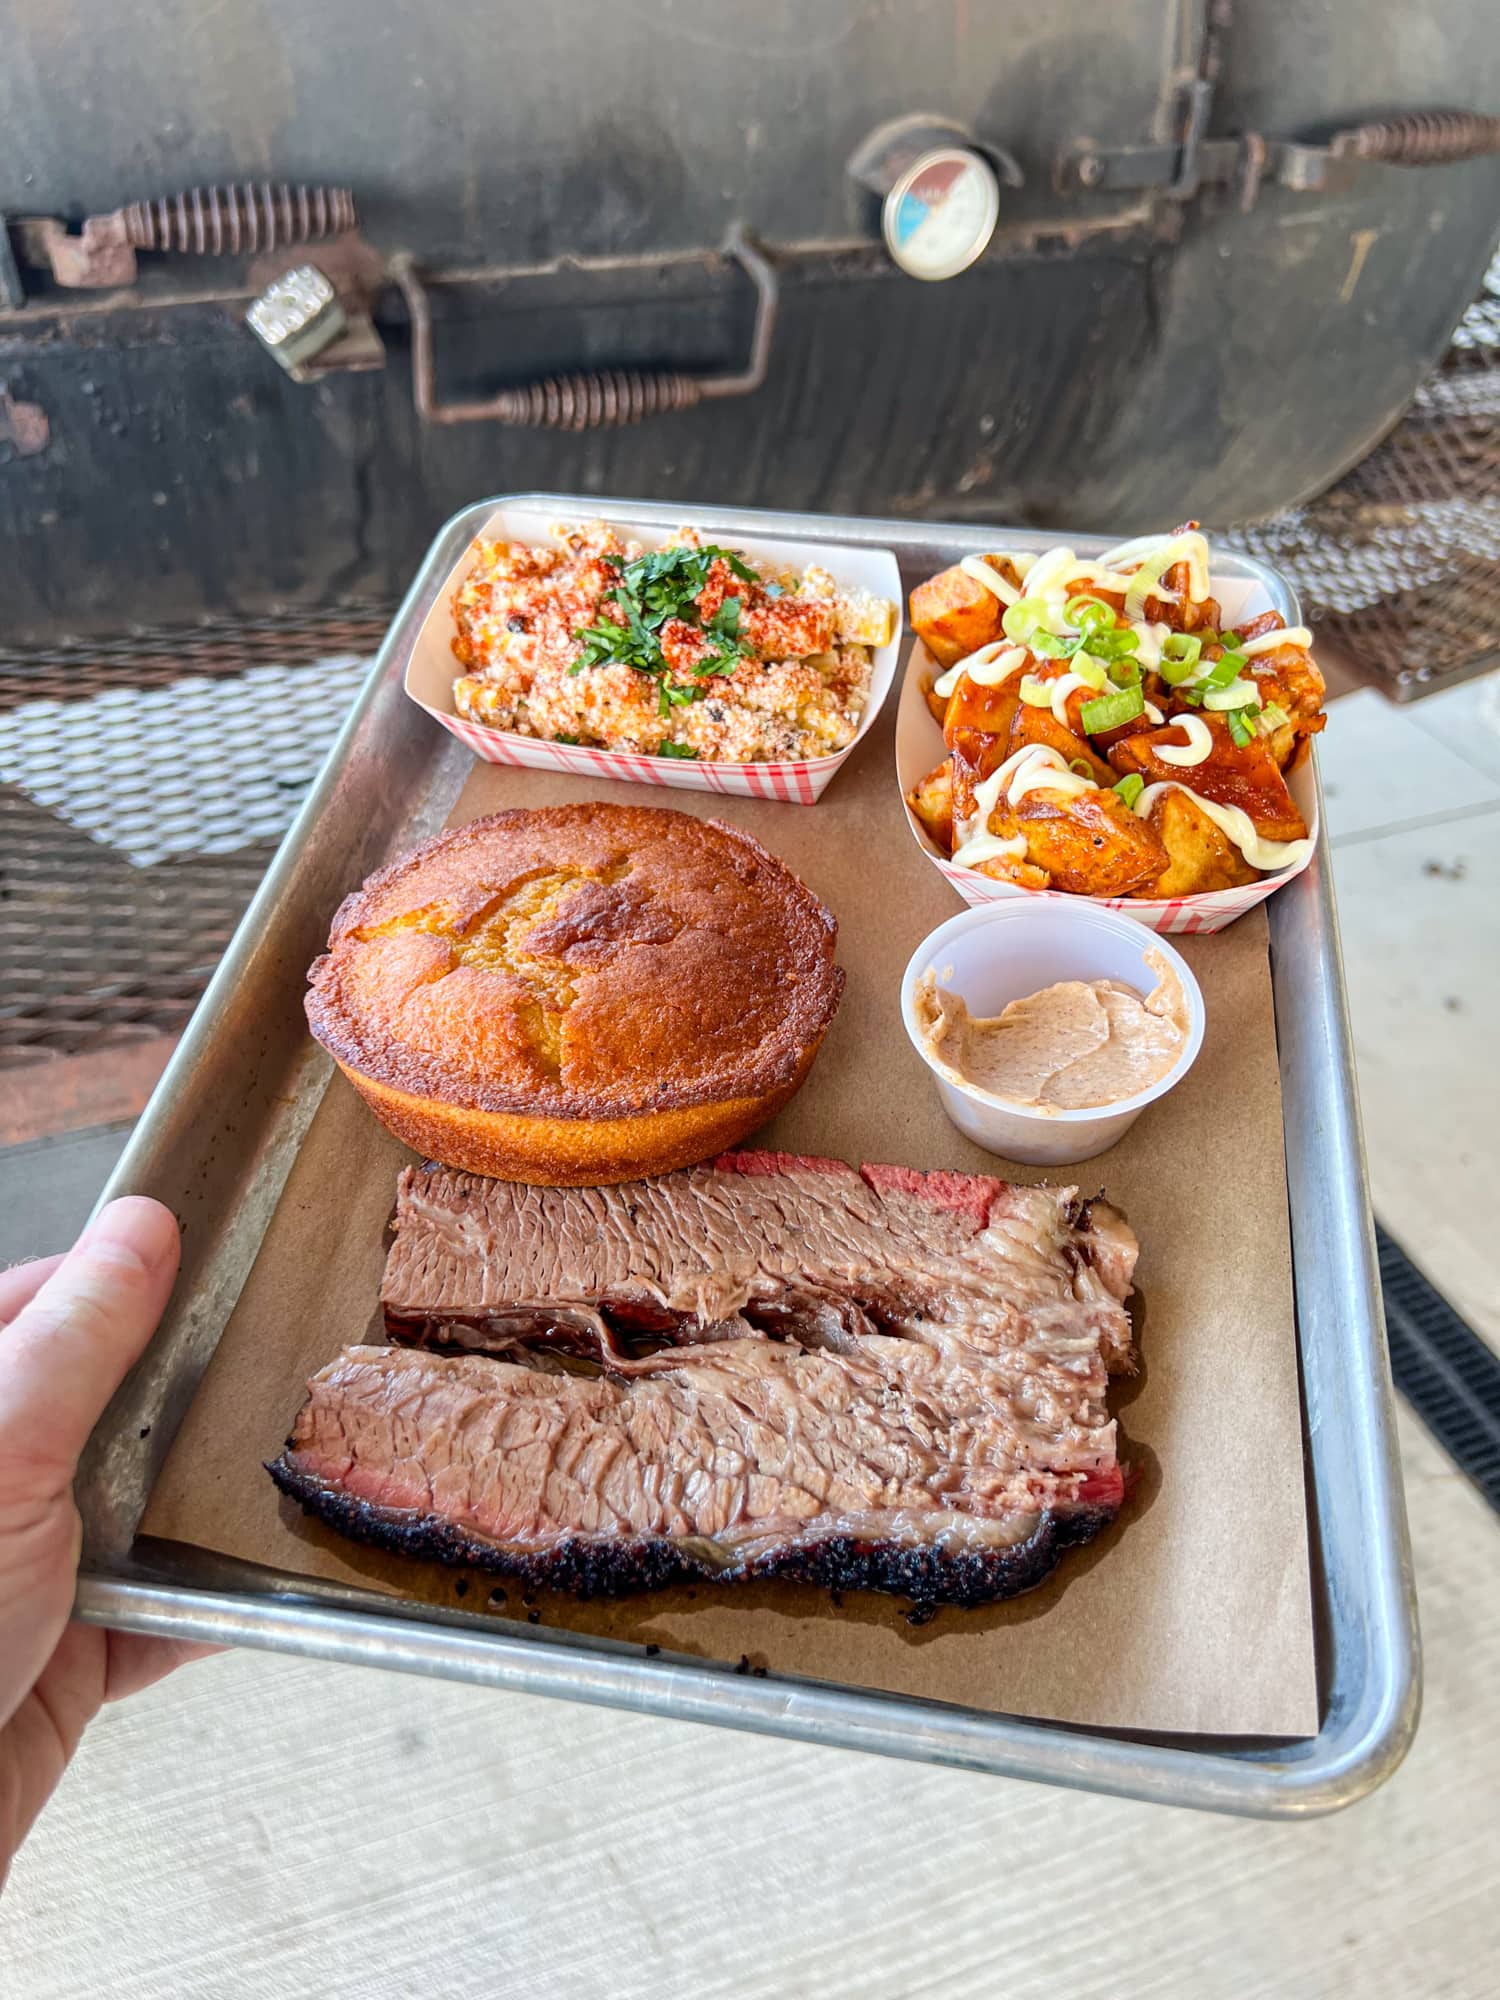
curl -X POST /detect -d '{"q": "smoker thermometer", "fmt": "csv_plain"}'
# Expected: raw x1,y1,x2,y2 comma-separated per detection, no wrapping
882,147,1002,281
847,117,1017,283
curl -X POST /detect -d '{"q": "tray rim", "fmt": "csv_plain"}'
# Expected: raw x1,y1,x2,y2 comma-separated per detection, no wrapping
71,493,1420,1819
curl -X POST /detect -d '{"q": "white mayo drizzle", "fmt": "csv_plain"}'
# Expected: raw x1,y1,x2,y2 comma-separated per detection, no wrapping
1151,714,1213,766
931,641,1028,700
1009,749,1097,803
1239,625,1312,657
959,554,1023,606
927,538,1320,881
948,830,1029,870
1099,530,1211,604
952,746,1098,867
951,728,1311,878
1048,672,1094,725
1060,559,1139,593
1130,622,1174,671
1020,546,1078,602
1133,783,1314,873
932,539,1305,701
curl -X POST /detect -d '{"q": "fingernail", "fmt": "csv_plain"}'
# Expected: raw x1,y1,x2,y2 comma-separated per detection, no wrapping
81,1198,180,1280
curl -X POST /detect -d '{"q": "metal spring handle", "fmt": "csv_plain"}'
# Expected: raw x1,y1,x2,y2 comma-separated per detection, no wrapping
19,181,360,291
1330,111,1500,167
390,226,779,428
472,369,705,428
122,183,357,256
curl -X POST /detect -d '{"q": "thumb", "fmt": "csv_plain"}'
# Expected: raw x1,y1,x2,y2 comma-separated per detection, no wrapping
0,1198,179,1482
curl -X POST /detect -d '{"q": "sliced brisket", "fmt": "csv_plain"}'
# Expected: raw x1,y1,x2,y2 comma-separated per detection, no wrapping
379,1151,1136,1370
270,1151,1138,1608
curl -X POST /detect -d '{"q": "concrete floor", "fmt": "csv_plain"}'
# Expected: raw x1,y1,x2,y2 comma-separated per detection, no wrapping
0,1122,136,1266
3,674,1499,1996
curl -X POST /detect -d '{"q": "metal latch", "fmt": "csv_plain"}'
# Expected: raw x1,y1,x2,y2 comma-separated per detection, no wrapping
1059,109,1500,214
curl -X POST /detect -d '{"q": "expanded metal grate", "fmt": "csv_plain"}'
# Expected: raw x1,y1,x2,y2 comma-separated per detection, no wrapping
1226,253,1500,700
1379,1225,1500,1512
0,787,278,1062
0,603,394,707
0,607,390,1067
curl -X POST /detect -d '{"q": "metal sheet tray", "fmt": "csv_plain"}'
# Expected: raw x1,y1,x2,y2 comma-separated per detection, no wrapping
72,496,1419,1818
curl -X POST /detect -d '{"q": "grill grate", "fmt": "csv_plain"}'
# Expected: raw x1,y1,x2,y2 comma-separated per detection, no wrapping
0,788,280,1065
0,609,388,1066
1378,1225,1500,1511
0,603,394,710
1226,253,1500,700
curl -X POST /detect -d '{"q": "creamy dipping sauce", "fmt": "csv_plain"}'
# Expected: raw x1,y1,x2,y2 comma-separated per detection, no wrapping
914,949,1190,1113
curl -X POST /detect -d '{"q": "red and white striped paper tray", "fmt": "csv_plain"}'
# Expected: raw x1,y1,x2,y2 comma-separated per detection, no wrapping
402,504,903,804
894,575,1321,937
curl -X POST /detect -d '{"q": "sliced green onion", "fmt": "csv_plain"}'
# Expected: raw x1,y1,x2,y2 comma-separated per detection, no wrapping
1159,633,1203,684
1226,707,1258,749
1018,674,1055,707
1084,627,1139,662
1028,630,1080,659
1124,551,1173,621
1113,772,1145,810
1107,657,1142,687
1179,686,1203,707
1080,684,1145,735
1218,630,1241,649
1199,650,1247,692
1065,594,1111,632
1001,597,1053,643
1071,655,1109,692
1203,678,1259,711
1260,701,1291,733
1069,758,1095,778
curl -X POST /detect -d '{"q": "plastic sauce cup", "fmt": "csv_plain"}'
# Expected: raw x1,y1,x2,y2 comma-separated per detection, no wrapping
900,901,1206,1167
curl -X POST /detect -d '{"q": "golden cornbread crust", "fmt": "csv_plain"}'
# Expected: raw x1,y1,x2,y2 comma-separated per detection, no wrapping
333,1060,816,1187
305,803,843,1139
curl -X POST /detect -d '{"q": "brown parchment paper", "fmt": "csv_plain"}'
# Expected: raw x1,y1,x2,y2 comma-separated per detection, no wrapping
141,694,1318,1737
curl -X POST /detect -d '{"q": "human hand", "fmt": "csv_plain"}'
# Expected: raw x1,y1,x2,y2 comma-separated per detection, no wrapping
0,1198,214,1885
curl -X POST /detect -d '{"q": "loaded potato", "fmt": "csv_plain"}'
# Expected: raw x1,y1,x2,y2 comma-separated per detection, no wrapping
905,527,1325,902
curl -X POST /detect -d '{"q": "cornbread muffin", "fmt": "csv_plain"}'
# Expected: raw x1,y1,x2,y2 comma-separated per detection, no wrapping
305,803,845,1184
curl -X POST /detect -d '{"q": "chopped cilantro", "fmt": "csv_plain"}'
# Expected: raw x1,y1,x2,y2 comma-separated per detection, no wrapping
569,543,759,696
693,593,750,677
625,544,756,628
711,595,742,641
657,740,698,758
657,680,703,717
553,733,581,745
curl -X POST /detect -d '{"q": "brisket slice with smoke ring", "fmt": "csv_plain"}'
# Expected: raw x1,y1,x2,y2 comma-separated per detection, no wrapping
378,1151,1137,1368
269,1151,1138,1607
